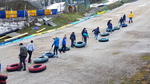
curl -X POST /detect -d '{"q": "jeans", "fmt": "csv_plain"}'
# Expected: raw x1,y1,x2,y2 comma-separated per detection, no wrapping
119,22,123,27
28,50,33,63
19,57,26,70
94,34,98,40
109,28,112,33
61,45,66,53
53,46,58,55
71,39,75,47
83,36,87,44
129,17,133,23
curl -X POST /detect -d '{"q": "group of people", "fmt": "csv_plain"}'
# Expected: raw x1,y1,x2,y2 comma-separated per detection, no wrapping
18,40,34,71
17,11,134,71
107,11,134,32
51,32,76,57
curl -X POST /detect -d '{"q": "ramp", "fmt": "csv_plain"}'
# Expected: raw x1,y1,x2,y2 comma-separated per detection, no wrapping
6,32,21,37
48,21,57,27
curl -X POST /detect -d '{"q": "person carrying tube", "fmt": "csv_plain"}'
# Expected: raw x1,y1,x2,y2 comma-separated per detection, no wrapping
51,37,59,58
82,29,89,44
107,20,113,33
59,35,67,53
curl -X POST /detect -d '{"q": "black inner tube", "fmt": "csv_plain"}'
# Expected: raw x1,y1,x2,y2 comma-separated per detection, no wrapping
11,64,19,67
39,56,44,58
33,65,41,68
77,42,83,44
46,52,52,54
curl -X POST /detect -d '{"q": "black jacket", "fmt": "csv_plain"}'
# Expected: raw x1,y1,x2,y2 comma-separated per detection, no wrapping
70,33,76,40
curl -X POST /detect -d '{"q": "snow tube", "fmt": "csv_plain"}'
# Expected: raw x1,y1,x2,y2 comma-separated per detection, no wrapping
101,32,109,36
106,28,115,32
58,47,70,51
74,41,86,48
0,80,6,84
98,38,109,42
113,27,120,30
42,52,54,58
29,64,46,73
122,24,128,27
0,74,8,81
34,56,49,63
6,63,20,71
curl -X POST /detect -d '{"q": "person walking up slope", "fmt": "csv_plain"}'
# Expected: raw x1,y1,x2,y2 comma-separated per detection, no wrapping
27,40,34,63
123,14,126,23
129,11,134,23
70,32,76,47
52,37,59,57
92,27,100,40
18,43,27,71
107,20,113,33
119,17,124,27
82,29,89,44
60,35,67,53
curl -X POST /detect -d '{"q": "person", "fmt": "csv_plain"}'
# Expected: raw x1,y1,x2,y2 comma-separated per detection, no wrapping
60,35,67,53
83,29,89,44
92,27,100,40
81,28,86,40
70,32,76,47
27,40,34,63
118,17,124,27
18,43,27,71
129,11,134,23
107,20,113,33
52,37,59,57
123,14,126,23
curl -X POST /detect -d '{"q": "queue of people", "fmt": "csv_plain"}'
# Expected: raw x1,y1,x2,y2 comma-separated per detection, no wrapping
17,11,134,71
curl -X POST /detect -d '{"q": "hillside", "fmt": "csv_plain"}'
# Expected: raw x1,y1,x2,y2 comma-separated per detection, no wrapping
0,1,38,11
0,0,150,84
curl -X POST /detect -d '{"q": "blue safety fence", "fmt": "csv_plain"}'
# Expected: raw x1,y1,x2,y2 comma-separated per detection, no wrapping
0,11,6,18
17,10,28,17
0,9,58,18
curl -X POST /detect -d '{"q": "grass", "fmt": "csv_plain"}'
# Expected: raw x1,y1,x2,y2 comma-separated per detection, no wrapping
16,13,83,35
112,51,120,55
120,55,150,84
140,56,150,61
94,0,136,14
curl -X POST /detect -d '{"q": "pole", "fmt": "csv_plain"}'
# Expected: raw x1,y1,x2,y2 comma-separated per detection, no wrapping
24,3,27,20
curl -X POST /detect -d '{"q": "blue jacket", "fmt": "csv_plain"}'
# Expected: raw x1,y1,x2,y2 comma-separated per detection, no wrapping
107,23,113,28
119,18,124,23
62,37,66,45
92,28,100,35
52,37,59,47
123,15,126,21
70,33,76,40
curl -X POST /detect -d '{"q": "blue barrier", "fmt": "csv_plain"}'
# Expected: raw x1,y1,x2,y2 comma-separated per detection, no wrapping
0,11,6,18
17,10,28,17
52,9,58,14
37,9,44,16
